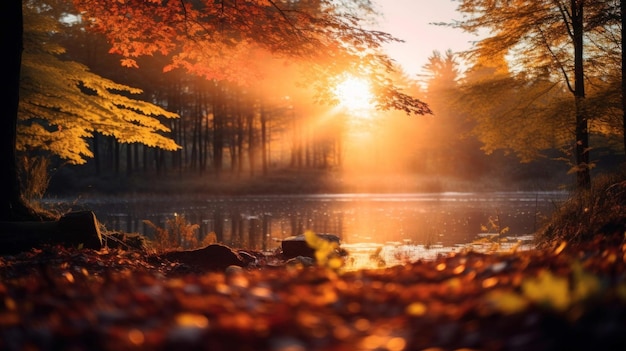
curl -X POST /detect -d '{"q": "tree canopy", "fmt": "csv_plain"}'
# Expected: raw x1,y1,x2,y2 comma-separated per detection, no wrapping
72,0,431,115
451,0,622,189
20,0,180,165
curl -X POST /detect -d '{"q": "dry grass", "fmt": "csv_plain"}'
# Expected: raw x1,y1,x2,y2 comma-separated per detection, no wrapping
143,214,216,252
536,170,626,247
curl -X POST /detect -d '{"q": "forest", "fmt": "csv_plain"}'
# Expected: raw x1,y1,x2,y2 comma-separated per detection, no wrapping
10,0,624,200
1,1,626,350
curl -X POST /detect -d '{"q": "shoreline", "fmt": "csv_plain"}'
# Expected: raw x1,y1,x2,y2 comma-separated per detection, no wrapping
46,169,571,198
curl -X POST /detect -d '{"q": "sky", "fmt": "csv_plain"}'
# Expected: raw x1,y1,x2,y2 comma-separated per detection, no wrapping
372,0,479,79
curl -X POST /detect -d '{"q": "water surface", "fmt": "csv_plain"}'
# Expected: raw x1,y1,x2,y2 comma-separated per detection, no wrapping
67,192,567,256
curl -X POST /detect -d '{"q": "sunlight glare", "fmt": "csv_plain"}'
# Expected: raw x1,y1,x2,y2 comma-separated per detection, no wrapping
334,76,374,113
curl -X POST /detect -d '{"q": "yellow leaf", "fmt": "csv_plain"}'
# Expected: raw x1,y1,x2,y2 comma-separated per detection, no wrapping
522,270,570,311
305,230,339,268
328,257,344,270
485,290,529,314
554,241,567,255
571,262,601,302
406,302,427,316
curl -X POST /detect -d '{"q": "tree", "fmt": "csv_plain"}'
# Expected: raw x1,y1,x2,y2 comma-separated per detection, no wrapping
619,0,626,154
19,0,180,165
416,50,488,178
458,52,571,162
72,0,430,115
2,0,431,221
452,0,620,190
1,0,32,221
420,50,459,92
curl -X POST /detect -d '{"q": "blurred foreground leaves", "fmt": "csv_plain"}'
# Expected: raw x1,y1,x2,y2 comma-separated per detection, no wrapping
0,234,625,350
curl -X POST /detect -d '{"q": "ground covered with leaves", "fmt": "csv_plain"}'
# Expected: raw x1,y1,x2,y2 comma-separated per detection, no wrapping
1,234,625,351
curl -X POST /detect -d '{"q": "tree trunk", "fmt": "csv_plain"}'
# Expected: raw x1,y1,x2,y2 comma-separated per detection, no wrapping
572,0,590,189
1,0,22,218
212,85,224,177
0,0,38,221
261,105,268,175
126,143,132,176
622,0,626,157
190,113,199,171
114,140,120,175
93,133,101,175
133,143,139,170
203,103,212,172
247,110,255,177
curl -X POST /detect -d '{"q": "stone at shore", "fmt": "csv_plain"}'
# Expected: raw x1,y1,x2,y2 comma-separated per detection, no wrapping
160,244,245,271
0,211,102,255
281,233,341,259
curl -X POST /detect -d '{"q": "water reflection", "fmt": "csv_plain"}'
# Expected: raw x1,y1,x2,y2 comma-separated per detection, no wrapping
72,192,567,253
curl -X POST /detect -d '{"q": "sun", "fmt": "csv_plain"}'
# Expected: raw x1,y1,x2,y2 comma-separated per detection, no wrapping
334,76,374,113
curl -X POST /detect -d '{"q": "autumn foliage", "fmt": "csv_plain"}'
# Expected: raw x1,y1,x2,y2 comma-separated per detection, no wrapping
72,0,431,115
19,0,180,165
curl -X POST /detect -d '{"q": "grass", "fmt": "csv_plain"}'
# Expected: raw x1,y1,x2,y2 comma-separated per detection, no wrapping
142,214,216,252
535,170,626,247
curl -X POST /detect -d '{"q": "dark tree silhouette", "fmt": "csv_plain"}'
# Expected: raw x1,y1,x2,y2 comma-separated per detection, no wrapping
0,1,34,221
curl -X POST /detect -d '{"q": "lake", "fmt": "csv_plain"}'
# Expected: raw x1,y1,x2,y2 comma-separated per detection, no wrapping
64,192,568,263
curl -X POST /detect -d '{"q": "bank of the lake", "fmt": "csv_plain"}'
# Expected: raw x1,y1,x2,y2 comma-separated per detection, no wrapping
47,168,571,197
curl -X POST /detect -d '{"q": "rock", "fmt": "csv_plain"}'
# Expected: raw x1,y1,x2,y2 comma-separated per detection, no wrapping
237,250,258,266
57,211,103,250
161,244,245,271
281,233,341,259
285,255,316,267
0,210,102,255
104,232,148,251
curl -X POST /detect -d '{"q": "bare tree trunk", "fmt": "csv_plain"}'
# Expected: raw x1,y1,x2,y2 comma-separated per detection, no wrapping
133,143,139,171
126,143,132,176
114,140,121,175
93,133,101,176
247,109,256,177
261,104,268,175
190,111,199,171
203,103,212,172
572,0,590,189
0,0,34,221
622,0,626,157
143,146,149,173
212,87,225,177
233,112,243,174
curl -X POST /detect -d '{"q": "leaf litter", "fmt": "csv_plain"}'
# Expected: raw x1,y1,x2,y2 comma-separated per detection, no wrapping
1,234,625,351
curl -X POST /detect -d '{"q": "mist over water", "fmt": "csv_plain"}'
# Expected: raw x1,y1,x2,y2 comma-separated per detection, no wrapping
71,191,567,254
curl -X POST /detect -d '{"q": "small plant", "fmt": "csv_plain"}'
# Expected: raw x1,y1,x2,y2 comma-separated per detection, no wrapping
392,246,416,265
486,261,602,314
201,232,218,247
304,230,343,270
369,246,386,268
480,212,510,236
143,214,200,252
473,211,512,253
423,230,436,250
18,155,51,202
